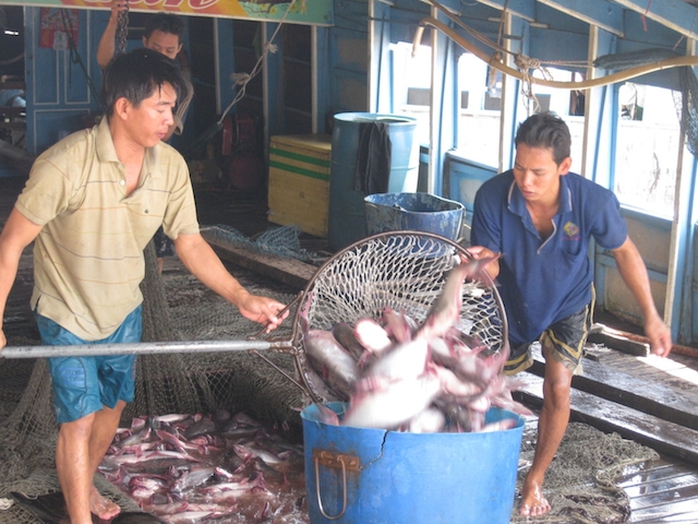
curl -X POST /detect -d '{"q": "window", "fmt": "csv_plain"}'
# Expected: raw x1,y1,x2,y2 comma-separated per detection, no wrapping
456,52,501,167
527,67,586,168
390,41,431,146
613,83,679,217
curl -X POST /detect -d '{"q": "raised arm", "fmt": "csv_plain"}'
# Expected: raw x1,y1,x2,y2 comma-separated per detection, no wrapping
611,236,673,357
97,0,128,70
0,208,44,350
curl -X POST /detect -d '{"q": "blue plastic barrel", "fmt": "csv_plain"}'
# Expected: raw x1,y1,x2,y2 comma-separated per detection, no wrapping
364,192,465,241
328,113,419,251
302,402,524,524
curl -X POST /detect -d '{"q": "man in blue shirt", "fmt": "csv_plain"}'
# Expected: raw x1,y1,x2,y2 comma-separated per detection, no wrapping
470,112,672,517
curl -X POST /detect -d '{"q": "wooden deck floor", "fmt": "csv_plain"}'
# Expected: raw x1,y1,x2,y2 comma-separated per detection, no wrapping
3,173,698,522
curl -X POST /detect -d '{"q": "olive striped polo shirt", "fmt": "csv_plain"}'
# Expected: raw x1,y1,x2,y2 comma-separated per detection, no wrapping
16,117,199,341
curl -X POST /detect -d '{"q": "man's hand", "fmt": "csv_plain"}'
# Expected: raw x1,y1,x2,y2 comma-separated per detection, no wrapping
0,329,6,352
109,0,128,19
236,294,289,333
464,245,501,280
645,314,673,358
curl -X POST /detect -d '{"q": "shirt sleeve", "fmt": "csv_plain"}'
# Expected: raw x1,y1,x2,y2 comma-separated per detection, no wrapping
590,190,628,250
160,152,200,239
15,156,74,226
471,181,502,252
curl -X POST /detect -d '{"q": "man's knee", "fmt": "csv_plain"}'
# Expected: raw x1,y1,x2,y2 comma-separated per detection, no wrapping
60,411,97,438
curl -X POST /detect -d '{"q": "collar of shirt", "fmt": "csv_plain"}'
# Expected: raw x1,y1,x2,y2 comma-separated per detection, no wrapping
94,116,163,181
506,172,575,219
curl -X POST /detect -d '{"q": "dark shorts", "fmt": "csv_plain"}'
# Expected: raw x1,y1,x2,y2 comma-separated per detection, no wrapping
504,302,594,376
154,227,175,258
36,305,142,424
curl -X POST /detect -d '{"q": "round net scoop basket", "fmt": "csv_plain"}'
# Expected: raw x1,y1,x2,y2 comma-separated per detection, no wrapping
290,231,508,403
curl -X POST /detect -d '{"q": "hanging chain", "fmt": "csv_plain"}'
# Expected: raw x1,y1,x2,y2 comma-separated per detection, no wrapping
116,2,129,55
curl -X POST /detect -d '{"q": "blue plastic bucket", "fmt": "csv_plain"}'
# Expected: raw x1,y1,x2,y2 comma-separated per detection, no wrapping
301,402,524,524
364,192,465,241
328,113,419,251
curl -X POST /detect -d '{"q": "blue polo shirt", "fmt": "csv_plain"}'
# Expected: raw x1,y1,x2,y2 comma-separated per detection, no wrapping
471,170,628,345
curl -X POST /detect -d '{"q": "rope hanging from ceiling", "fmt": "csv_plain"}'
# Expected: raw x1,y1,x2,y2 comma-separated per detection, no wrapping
419,0,698,92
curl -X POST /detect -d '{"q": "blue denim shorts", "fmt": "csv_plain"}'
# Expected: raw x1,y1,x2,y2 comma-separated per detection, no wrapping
36,306,142,424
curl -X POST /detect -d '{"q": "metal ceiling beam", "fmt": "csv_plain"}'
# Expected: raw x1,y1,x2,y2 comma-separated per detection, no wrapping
612,0,698,39
538,0,624,37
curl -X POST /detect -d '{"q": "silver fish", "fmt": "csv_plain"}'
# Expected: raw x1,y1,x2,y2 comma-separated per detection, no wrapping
353,318,393,356
342,374,441,429
404,406,446,433
381,307,417,344
363,338,429,382
304,329,361,397
332,321,366,361
418,254,500,341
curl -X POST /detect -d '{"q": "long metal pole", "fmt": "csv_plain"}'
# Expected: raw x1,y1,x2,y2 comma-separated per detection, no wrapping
0,339,291,359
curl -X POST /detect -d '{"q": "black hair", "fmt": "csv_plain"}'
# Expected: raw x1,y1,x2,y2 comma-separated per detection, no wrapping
100,48,192,117
514,111,571,165
143,13,185,43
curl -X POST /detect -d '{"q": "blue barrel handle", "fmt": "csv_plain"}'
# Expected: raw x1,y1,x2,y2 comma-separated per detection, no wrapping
314,450,360,520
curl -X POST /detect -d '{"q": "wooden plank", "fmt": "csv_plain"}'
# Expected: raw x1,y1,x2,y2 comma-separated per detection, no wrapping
587,330,650,357
626,476,698,508
515,372,698,465
202,232,317,290
628,496,698,522
528,352,698,431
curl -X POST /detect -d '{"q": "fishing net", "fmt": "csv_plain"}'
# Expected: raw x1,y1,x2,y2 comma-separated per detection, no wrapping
202,224,317,262
0,232,300,523
510,421,659,524
0,227,663,523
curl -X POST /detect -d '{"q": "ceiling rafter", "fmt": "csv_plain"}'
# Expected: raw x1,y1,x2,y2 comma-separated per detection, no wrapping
612,0,698,40
475,0,698,40
537,0,624,37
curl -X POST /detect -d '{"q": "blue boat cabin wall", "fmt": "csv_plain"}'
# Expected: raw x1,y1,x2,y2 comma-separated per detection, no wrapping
23,7,199,155
15,0,698,346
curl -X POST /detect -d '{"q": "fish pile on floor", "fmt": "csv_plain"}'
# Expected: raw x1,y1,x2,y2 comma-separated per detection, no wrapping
99,411,309,524
303,254,532,432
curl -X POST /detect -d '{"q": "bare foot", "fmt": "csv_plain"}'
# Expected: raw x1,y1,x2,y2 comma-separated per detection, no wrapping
89,487,120,521
519,479,551,517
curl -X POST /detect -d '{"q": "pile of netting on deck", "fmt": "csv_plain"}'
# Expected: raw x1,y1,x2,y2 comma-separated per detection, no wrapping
510,420,659,524
202,224,317,263
0,235,302,524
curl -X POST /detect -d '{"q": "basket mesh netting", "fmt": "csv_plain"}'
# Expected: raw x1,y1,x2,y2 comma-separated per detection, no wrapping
291,232,508,402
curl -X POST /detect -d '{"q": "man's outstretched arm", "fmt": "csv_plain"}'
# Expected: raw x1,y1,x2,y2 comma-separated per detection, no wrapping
611,237,673,357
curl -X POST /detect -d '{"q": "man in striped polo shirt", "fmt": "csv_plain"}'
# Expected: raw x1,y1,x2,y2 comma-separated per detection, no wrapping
0,49,288,524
